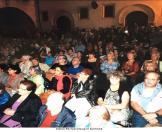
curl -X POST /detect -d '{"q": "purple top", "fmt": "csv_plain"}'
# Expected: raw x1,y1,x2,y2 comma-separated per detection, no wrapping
0,101,22,127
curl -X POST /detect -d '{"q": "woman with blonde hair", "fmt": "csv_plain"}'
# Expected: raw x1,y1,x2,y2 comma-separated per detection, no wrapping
100,51,120,74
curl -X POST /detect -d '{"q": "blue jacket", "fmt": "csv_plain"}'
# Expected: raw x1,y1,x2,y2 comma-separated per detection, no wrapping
0,91,10,106
0,91,10,117
38,105,76,127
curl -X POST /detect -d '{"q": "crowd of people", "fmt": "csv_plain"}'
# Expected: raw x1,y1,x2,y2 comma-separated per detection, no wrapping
0,24,162,128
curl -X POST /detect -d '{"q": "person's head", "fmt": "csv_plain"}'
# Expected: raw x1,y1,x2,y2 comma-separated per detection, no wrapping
57,55,67,65
67,48,74,55
8,64,21,75
46,92,64,115
0,83,5,94
58,50,65,56
76,51,83,58
50,64,66,76
78,68,93,82
72,57,81,67
106,41,113,49
0,63,8,73
21,55,31,62
151,50,160,61
114,50,119,59
47,51,52,56
87,105,110,127
107,51,115,60
31,58,39,66
107,71,125,85
144,71,160,88
18,80,37,96
150,47,159,54
143,60,158,72
88,52,96,59
127,51,136,60
29,66,42,76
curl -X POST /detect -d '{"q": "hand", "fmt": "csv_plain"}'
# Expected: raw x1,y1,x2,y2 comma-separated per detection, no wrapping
97,97,104,105
71,94,76,97
148,118,158,126
143,113,157,121
4,108,16,116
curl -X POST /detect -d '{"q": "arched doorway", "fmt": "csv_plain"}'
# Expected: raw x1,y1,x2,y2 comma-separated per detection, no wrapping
118,4,155,27
56,16,71,33
0,7,36,38
126,11,148,28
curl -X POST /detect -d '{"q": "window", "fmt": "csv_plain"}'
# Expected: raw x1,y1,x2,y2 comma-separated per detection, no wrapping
79,7,89,19
104,5,115,18
42,11,48,22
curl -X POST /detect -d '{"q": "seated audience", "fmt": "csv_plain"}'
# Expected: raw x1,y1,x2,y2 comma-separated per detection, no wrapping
45,64,72,100
39,92,76,127
0,83,10,118
28,66,45,96
136,60,158,84
40,51,54,67
70,68,98,106
5,64,24,96
53,55,69,72
31,57,50,73
84,105,122,128
19,55,33,78
122,50,140,88
84,52,100,75
65,68,98,126
100,51,120,74
0,80,42,127
131,71,162,127
67,57,84,81
97,71,131,126
0,64,9,85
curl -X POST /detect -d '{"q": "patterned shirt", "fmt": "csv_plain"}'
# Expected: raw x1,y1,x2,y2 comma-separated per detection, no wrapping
100,61,120,74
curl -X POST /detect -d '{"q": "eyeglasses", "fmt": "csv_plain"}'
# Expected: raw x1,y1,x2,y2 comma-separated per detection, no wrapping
58,57,65,60
145,77,158,81
19,88,27,91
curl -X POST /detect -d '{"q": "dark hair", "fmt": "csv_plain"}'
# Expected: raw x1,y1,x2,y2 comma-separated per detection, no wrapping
8,64,21,74
88,51,96,56
0,83,5,91
106,80,130,103
58,55,67,61
50,63,66,72
32,57,39,62
0,63,9,72
20,80,37,93
30,65,42,75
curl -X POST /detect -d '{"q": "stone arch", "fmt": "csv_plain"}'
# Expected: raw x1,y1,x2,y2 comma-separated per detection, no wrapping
126,11,148,26
54,10,74,33
117,4,155,26
0,7,36,37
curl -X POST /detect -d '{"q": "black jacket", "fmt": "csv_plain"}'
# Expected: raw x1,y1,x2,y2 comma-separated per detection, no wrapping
71,75,98,106
0,92,42,127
